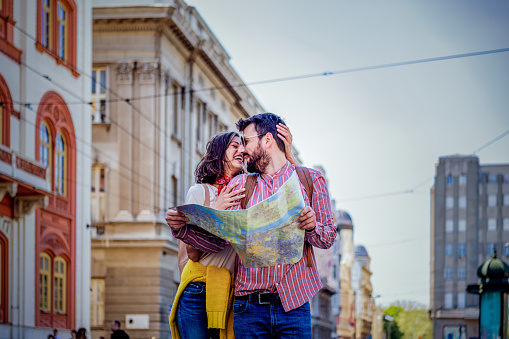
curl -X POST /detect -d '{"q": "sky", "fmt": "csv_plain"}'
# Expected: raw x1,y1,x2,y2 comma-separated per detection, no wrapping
184,1,509,307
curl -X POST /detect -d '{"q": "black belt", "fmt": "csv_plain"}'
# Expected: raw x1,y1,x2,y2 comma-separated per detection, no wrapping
236,292,281,305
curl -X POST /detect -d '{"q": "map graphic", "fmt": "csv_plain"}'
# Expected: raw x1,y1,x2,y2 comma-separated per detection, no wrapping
176,172,306,267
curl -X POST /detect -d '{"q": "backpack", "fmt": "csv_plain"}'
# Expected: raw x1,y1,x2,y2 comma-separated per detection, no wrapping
240,166,314,267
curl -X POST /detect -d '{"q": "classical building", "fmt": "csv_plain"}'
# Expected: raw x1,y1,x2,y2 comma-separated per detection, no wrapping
352,245,376,339
0,0,92,338
90,1,265,338
430,155,509,338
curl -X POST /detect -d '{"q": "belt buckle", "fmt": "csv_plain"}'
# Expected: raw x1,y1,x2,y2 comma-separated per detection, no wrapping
258,292,271,305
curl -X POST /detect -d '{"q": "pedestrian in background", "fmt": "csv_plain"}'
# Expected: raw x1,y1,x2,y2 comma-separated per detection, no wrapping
110,320,129,339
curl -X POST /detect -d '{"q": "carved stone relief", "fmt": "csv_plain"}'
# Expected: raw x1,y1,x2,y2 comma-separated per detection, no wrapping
14,195,49,218
115,62,135,84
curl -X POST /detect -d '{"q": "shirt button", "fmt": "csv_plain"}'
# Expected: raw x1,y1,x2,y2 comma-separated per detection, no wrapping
276,283,279,286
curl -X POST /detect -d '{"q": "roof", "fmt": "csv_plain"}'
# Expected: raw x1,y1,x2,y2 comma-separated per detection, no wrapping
354,245,369,258
336,210,353,230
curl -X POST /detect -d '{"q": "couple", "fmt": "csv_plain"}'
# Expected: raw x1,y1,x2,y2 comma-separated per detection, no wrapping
167,113,336,338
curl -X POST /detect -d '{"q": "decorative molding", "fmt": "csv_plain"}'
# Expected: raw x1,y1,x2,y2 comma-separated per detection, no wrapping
137,61,160,83
115,62,135,84
0,182,17,202
0,148,11,164
14,195,49,218
15,156,46,179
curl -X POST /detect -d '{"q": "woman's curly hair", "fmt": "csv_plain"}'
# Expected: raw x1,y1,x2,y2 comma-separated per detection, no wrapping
195,132,242,184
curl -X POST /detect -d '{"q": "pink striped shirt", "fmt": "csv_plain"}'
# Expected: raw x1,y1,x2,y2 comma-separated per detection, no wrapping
173,161,336,311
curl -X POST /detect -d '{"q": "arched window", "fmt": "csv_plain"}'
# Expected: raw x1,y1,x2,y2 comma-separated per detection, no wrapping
0,232,8,323
54,256,66,313
40,122,52,177
39,253,51,312
0,74,12,146
55,132,66,195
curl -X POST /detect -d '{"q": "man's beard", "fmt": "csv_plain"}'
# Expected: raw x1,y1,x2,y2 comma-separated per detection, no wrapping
246,145,270,174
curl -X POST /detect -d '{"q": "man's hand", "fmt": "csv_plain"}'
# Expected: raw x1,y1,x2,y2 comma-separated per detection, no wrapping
166,209,189,231
298,206,316,231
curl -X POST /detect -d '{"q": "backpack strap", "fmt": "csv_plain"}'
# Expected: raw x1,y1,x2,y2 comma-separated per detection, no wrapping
295,166,313,205
202,184,210,207
241,174,258,209
295,166,314,268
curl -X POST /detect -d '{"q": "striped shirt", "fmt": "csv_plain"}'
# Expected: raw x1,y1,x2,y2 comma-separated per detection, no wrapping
173,161,336,311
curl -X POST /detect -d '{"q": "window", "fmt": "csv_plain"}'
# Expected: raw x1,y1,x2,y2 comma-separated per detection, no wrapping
55,132,66,195
39,253,67,314
457,292,466,309
0,0,22,63
40,122,52,175
445,244,453,257
446,175,454,186
91,68,107,123
458,243,466,258
172,175,178,207
41,0,51,48
504,218,509,231
446,197,454,209
90,279,105,327
54,256,66,313
488,195,497,207
39,253,51,312
488,218,497,232
208,112,217,140
0,233,8,323
444,267,453,280
91,166,106,222
37,0,77,75
487,243,496,256
196,101,202,146
445,220,454,233
457,267,466,280
459,175,467,186
0,75,12,146
56,2,67,60
504,194,509,207
172,83,180,136
504,244,509,257
458,220,466,232
444,292,453,309
488,174,497,183
458,196,466,209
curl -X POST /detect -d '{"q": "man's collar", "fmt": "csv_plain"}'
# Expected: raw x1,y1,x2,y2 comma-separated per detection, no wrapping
260,160,293,179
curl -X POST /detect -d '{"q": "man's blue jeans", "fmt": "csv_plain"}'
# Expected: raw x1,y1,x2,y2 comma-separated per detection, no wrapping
233,297,311,338
177,282,220,339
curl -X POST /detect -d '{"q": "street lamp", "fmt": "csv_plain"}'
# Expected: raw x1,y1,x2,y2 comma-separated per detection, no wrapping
384,315,394,339
467,251,509,338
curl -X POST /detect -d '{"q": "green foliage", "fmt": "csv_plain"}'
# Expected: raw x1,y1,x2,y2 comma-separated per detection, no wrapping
383,302,433,339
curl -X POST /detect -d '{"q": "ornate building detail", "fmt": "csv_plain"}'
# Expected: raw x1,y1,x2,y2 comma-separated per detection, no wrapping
42,233,65,254
137,61,160,83
0,182,17,202
15,157,46,179
0,148,12,164
115,62,135,83
14,195,49,218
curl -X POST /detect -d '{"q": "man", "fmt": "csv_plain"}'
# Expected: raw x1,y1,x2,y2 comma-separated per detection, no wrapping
52,329,61,339
167,113,336,338
110,320,130,339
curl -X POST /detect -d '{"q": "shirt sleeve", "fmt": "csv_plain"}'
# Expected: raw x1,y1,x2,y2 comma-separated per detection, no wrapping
172,184,228,252
304,171,337,249
225,175,247,211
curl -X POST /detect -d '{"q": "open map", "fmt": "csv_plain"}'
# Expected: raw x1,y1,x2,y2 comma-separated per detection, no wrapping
176,172,306,268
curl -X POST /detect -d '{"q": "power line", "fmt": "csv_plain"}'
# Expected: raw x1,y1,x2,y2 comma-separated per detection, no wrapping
473,128,509,155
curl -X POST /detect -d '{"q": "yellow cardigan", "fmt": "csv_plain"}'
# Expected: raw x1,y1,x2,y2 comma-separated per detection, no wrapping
170,260,235,339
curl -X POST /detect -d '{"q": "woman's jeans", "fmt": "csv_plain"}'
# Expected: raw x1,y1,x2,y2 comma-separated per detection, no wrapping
233,297,311,338
177,282,220,339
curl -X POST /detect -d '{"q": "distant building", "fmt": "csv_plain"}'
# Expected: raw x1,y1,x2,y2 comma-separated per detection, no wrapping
0,0,92,337
352,245,374,339
430,155,509,338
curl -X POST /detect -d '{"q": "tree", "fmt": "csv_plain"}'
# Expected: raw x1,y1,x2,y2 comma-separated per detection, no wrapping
383,306,404,339
398,309,433,339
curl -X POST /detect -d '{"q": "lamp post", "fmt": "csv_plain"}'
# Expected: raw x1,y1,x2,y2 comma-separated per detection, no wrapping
384,315,394,339
467,250,509,338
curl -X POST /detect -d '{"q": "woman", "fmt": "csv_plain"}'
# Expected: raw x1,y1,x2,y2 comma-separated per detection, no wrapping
170,124,295,339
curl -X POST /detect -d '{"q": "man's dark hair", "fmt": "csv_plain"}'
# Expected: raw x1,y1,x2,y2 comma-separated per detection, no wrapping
195,131,241,184
113,320,121,327
236,113,286,152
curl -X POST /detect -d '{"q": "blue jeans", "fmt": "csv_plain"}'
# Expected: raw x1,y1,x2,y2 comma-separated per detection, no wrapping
177,282,220,339
233,297,311,338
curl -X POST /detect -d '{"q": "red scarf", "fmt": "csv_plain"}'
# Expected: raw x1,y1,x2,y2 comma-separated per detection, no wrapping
215,175,232,195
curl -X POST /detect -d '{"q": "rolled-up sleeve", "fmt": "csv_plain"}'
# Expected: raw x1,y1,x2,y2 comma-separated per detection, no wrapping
304,172,337,249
